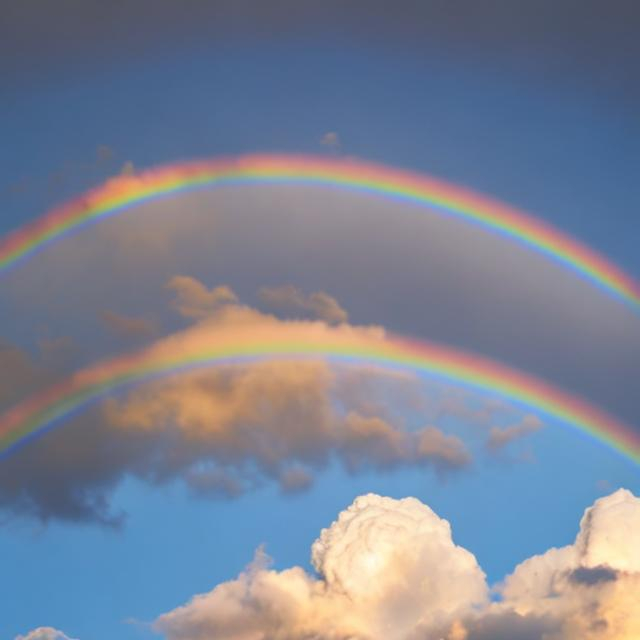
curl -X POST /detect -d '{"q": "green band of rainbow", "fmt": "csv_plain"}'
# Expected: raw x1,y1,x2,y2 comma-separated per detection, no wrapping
1,154,638,310
1,332,638,464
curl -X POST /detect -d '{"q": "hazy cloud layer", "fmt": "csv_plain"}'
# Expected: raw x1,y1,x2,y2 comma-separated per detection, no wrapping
155,489,640,640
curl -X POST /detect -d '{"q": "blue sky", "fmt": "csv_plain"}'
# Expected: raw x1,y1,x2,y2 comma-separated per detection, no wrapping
1,6,639,640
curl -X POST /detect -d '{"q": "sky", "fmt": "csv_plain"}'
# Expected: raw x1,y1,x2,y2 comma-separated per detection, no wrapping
1,3,639,640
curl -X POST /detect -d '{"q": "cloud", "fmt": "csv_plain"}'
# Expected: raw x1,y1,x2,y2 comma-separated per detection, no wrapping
0,341,44,409
155,489,640,640
467,488,640,640
120,160,135,176
569,566,618,586
486,414,543,451
155,493,488,640
259,284,348,324
320,131,341,151
15,628,76,640
0,281,471,525
416,426,471,471
96,145,114,163
100,310,157,340
167,276,238,319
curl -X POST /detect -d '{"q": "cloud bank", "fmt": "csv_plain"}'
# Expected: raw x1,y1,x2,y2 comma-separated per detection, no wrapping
155,488,640,640
0,279,481,526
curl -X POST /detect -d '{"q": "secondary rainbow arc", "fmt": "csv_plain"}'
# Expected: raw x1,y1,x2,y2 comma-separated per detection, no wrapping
1,154,638,311
1,332,638,465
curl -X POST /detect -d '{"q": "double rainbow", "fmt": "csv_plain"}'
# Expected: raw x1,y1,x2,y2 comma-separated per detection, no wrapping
1,329,639,464
1,154,639,310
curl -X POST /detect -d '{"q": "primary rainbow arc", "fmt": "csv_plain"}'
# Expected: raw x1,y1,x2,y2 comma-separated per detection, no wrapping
1,332,638,465
1,154,639,311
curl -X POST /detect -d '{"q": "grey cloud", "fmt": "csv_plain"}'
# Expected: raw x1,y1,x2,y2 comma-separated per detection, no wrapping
569,565,618,586
462,611,557,640
0,291,474,526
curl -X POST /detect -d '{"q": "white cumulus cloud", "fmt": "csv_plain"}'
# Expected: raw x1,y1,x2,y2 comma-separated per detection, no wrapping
155,489,640,640
15,628,76,640
155,493,488,640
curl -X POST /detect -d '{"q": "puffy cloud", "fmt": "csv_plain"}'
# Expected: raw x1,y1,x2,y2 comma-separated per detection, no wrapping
101,310,157,340
155,489,640,640
259,284,349,324
0,282,471,525
461,488,640,640
155,493,488,640
486,414,543,451
15,628,76,640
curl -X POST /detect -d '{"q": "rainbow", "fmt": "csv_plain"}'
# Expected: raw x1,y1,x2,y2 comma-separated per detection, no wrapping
1,329,638,464
1,154,639,310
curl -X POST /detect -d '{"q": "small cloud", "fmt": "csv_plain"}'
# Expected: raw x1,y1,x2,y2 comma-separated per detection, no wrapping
278,466,313,494
96,144,114,164
596,479,613,493
100,310,157,341
320,131,341,151
259,284,348,324
416,425,472,471
486,414,543,451
166,276,238,319
120,160,135,176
